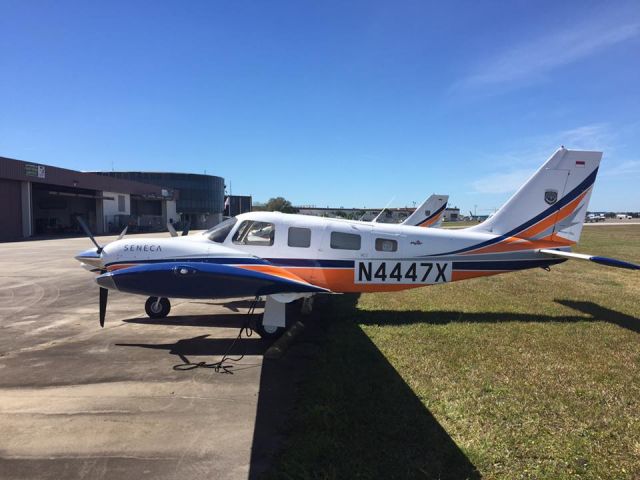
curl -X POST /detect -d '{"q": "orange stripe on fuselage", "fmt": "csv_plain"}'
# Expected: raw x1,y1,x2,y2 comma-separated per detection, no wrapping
467,237,573,255
106,262,517,293
304,267,425,292
279,267,518,292
234,264,312,285
518,189,588,239
537,233,575,245
107,263,141,271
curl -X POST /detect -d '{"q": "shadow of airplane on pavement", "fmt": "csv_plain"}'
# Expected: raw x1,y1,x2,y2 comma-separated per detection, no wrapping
115,294,638,479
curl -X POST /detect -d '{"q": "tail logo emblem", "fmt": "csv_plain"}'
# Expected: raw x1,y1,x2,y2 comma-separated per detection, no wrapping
544,189,558,205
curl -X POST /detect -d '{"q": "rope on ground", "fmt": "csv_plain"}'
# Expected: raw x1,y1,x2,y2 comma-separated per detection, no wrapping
172,296,260,374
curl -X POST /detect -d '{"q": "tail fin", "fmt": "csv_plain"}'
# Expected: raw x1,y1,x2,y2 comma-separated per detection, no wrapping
469,148,602,245
403,194,449,227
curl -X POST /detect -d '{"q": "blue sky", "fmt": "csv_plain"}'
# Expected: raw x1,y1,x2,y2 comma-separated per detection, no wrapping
1,1,639,212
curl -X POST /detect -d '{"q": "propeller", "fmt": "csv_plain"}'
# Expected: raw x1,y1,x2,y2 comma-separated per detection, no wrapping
99,287,108,327
167,222,178,237
181,221,191,236
77,217,103,253
76,217,123,327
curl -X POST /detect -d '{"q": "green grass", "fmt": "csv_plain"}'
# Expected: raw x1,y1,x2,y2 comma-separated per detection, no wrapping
265,226,640,480
442,220,482,228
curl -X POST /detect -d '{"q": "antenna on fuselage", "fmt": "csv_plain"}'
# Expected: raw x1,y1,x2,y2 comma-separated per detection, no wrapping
372,196,395,223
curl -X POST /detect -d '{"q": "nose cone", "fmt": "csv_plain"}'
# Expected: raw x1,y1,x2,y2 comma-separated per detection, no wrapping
75,248,103,269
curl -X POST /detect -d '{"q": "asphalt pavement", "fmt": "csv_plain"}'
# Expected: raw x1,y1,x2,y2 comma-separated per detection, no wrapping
0,233,309,480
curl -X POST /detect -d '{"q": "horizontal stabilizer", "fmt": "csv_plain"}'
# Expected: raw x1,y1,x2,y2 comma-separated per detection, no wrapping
539,249,640,270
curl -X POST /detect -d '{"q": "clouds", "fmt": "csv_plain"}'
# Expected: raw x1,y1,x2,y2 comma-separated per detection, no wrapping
453,8,640,92
603,160,640,176
470,123,617,195
557,124,614,152
471,168,535,194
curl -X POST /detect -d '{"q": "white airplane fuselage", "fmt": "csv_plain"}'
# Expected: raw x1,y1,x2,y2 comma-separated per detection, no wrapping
79,211,566,294
73,149,640,333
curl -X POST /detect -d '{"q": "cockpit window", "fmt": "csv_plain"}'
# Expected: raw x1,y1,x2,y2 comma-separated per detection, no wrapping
233,220,275,246
205,217,237,243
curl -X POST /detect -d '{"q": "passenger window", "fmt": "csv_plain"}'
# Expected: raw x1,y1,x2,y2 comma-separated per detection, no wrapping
288,227,311,248
375,238,397,252
233,221,275,246
330,231,361,250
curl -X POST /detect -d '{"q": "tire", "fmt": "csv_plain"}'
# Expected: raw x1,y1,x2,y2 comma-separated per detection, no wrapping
145,297,171,319
254,322,285,340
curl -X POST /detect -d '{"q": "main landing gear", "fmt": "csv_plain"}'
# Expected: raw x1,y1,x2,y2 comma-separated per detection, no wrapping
254,294,317,340
254,296,287,340
145,296,171,319
254,322,285,340
141,294,316,341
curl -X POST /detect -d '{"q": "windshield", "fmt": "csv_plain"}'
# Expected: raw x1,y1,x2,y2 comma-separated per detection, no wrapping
204,217,238,243
232,220,275,246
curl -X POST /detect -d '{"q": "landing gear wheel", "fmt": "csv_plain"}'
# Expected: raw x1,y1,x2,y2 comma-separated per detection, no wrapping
145,297,171,319
254,322,285,340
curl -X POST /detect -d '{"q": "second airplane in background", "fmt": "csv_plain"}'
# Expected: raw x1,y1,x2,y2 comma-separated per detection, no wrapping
401,194,448,228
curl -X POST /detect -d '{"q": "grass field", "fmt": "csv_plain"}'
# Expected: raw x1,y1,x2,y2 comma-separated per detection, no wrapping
442,220,482,228
265,226,640,480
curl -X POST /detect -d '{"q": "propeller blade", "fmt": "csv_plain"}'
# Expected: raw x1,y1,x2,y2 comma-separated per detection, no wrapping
181,221,190,236
99,287,108,327
167,223,178,237
77,217,103,253
117,225,128,240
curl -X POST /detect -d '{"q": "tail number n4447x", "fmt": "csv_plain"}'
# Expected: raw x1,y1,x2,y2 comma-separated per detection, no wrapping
355,261,451,284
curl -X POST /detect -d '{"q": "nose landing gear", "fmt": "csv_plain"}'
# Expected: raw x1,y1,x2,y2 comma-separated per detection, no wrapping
145,297,171,319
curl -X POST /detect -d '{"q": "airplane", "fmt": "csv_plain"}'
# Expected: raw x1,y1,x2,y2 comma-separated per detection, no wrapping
75,148,639,340
401,194,448,227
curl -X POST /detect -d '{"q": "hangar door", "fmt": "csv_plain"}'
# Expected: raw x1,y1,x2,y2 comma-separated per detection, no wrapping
32,183,98,235
0,178,22,241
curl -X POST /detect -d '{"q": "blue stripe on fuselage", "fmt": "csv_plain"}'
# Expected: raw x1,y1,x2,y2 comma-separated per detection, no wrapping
106,257,355,270
102,261,327,298
453,259,565,271
104,256,269,268
265,258,354,268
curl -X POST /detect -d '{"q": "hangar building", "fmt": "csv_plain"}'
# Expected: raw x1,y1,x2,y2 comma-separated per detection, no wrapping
0,156,178,242
96,172,225,230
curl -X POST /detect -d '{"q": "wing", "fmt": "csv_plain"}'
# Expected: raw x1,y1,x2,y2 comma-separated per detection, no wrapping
539,249,640,270
97,261,331,298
